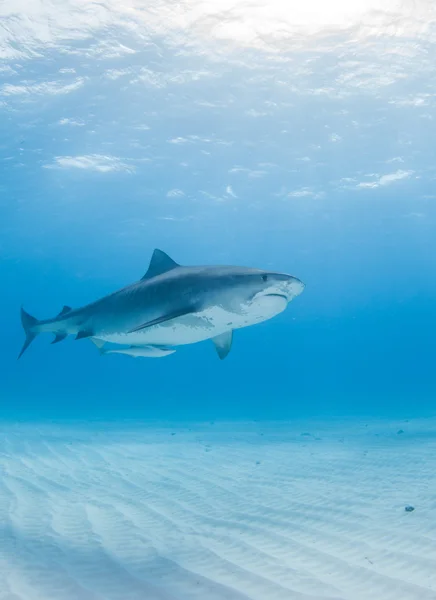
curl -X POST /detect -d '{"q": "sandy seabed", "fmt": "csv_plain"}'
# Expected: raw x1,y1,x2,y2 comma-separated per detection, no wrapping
0,418,435,600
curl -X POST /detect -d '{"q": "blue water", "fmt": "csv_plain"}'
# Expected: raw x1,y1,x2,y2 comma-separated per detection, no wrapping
1,2,436,423
2,6,436,599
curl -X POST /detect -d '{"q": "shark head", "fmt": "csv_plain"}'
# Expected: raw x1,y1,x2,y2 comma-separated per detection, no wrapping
249,270,305,303
215,267,305,324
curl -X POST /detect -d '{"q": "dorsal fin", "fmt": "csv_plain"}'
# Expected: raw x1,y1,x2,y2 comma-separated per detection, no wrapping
57,305,72,317
141,249,180,280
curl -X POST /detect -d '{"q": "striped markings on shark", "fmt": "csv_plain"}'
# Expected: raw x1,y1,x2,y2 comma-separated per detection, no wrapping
19,249,305,360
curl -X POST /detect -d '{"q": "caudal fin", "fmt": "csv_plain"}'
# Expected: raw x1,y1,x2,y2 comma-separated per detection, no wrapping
18,307,39,360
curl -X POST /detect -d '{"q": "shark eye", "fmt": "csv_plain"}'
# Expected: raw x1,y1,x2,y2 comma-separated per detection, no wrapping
261,274,268,282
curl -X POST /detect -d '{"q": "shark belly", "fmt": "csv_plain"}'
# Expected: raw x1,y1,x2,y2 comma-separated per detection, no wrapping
98,295,288,347
99,309,232,346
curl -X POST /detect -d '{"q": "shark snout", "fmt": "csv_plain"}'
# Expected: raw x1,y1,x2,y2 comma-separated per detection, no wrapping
264,274,305,302
288,276,305,298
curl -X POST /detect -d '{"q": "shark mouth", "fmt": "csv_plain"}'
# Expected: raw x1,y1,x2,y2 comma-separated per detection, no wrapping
265,293,288,300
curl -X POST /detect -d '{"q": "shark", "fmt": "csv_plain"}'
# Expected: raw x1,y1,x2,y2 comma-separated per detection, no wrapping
19,249,305,360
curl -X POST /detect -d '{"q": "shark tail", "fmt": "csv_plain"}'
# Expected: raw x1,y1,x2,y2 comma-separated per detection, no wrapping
18,307,40,360
90,338,106,355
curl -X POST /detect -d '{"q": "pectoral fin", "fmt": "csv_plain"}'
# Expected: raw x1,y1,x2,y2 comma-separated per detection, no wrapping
212,330,233,360
128,307,196,333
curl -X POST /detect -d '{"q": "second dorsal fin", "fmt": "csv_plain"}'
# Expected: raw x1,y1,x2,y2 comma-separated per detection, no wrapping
57,305,72,317
141,249,180,280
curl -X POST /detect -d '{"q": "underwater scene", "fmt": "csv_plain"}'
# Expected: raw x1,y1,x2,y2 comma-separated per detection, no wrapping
1,0,436,598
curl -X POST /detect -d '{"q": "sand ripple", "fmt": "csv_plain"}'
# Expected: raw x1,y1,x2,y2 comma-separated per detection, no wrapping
0,419,435,600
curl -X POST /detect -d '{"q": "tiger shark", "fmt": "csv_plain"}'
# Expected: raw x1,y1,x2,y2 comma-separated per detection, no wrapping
19,249,305,360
